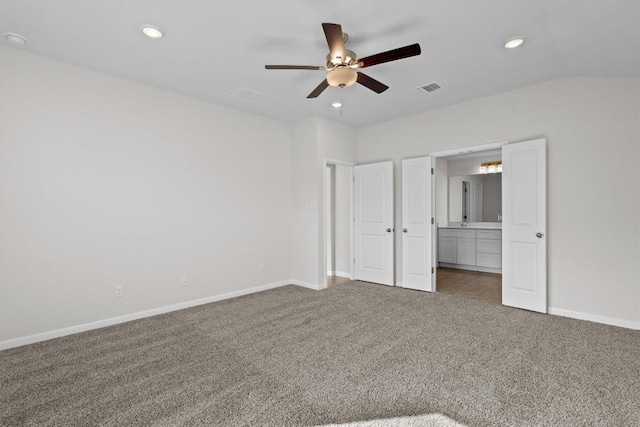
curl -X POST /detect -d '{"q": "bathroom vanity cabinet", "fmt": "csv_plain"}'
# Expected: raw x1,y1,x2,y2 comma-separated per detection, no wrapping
438,227,502,273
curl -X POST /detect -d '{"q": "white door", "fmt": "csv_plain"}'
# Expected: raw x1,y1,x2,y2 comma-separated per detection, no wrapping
502,138,547,313
401,157,433,291
354,161,394,286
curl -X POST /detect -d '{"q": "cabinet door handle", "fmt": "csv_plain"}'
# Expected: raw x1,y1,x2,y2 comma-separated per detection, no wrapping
402,228,408,233
386,228,392,233
536,232,544,238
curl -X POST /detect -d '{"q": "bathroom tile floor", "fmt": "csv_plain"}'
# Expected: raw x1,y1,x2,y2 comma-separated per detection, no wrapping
436,267,501,305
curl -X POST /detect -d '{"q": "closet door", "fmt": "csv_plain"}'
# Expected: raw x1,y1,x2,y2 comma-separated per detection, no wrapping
502,138,547,313
401,157,433,291
354,161,394,286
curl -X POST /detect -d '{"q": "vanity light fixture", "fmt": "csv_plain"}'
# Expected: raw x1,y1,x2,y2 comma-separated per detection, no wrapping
479,162,502,174
504,37,524,49
142,26,164,39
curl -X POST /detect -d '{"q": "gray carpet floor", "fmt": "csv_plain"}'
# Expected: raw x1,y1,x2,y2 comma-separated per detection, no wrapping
1,281,639,426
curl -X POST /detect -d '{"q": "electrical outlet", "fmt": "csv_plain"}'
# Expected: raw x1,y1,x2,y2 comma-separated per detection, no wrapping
115,285,124,298
258,263,265,273
180,275,188,286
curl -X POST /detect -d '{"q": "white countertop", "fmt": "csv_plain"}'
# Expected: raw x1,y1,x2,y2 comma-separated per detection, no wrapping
438,222,502,230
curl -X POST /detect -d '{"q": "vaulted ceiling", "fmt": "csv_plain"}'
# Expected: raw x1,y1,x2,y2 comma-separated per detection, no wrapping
1,0,638,127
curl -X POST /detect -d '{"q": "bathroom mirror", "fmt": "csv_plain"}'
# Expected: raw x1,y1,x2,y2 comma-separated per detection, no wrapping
449,173,501,222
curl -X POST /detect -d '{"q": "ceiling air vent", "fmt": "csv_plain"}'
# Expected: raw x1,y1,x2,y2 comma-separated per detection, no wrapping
415,82,441,94
228,87,265,103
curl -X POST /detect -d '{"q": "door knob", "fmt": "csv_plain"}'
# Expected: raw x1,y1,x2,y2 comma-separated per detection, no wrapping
402,228,408,233
536,232,544,238
386,228,392,233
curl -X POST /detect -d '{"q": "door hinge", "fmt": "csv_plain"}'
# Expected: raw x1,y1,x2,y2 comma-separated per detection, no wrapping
353,258,356,264
431,168,434,174
431,218,434,225
432,267,434,274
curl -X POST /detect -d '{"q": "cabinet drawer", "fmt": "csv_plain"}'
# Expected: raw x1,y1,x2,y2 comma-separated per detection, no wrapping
476,239,501,254
476,253,501,268
438,228,476,239
476,229,502,240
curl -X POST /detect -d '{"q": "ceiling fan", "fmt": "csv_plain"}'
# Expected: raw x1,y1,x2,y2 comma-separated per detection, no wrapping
265,23,421,98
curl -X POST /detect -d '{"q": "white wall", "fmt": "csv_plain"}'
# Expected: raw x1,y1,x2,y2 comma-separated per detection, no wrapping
290,116,357,287
290,118,319,286
333,165,352,276
0,47,293,342
358,77,640,325
435,158,449,224
325,166,333,273
316,118,357,284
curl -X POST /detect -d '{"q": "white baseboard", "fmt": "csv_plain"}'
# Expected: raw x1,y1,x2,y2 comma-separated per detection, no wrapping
548,307,640,330
0,280,294,351
291,280,327,291
4,283,635,351
438,263,501,274
326,270,351,279
333,271,351,278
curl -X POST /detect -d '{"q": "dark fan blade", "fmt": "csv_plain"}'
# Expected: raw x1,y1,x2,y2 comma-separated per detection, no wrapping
265,65,325,70
358,43,421,68
307,79,330,98
356,72,389,94
322,23,346,63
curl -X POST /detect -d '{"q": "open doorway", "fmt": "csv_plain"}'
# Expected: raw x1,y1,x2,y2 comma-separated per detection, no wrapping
323,161,354,287
433,147,503,305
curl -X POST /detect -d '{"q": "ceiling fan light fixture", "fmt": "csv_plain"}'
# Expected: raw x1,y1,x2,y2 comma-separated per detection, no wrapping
331,102,342,108
327,68,357,88
504,37,524,49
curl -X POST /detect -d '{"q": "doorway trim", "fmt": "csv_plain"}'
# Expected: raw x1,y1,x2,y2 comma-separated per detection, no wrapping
322,158,356,287
429,141,506,159
429,141,508,293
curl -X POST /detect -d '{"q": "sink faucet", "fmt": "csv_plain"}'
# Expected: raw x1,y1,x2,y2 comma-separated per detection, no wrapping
460,222,468,227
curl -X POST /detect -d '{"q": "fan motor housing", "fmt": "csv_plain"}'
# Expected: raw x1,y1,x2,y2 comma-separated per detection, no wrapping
326,49,357,68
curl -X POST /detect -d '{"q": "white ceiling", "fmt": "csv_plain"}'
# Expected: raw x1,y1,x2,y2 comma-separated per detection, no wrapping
1,0,638,128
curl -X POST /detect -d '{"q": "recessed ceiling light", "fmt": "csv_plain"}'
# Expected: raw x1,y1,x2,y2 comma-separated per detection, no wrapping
331,102,342,108
142,26,164,39
504,37,524,49
5,33,27,46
